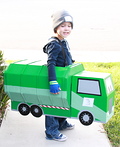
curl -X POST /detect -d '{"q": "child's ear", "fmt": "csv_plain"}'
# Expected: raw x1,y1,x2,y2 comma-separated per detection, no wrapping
54,28,57,33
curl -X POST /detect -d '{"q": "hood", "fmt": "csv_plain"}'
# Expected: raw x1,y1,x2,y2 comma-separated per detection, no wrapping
43,37,59,54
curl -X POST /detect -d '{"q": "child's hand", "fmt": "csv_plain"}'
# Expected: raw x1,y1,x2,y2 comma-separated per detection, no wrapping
49,81,61,94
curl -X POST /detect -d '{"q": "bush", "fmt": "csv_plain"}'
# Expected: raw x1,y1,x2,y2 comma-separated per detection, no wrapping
0,50,9,125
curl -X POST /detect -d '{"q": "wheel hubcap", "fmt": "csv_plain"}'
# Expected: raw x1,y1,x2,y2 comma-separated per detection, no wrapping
83,114,89,122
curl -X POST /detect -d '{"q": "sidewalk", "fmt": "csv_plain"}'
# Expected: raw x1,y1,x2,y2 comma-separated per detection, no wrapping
1,49,119,147
0,106,112,147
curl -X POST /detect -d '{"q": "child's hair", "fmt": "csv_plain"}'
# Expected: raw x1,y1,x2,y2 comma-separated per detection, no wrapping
51,10,73,33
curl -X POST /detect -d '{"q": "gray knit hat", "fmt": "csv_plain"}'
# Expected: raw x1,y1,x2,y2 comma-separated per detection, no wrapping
51,10,73,32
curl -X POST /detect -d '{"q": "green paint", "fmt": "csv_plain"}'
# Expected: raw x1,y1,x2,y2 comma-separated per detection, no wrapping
4,60,115,125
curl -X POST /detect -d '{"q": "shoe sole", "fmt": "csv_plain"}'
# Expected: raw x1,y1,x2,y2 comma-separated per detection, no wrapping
66,126,75,130
53,137,67,142
46,136,67,142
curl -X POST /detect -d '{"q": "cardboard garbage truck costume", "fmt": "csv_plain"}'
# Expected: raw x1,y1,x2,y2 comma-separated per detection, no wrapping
4,60,115,126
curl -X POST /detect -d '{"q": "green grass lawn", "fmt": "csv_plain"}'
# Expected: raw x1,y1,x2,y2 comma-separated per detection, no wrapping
81,62,120,147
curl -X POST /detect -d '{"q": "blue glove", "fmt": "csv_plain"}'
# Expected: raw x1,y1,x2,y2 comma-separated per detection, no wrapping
49,81,61,94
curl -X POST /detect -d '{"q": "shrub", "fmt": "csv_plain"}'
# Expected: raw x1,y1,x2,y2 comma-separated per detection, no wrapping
0,50,9,125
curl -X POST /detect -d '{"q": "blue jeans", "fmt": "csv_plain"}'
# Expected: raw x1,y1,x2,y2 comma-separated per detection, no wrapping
45,116,68,137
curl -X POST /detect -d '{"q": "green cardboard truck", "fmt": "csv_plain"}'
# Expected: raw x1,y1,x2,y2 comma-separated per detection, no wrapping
4,59,115,125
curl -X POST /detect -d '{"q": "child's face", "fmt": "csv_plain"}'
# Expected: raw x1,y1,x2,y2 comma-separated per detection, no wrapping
56,22,72,40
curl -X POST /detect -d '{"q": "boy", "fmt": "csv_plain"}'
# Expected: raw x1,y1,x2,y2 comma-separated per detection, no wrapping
43,10,75,142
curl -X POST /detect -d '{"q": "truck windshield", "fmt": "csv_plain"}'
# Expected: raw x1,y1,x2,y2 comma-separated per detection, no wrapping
77,79,101,96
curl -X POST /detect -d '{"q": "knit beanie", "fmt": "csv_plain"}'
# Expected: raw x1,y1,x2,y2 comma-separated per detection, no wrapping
51,10,73,32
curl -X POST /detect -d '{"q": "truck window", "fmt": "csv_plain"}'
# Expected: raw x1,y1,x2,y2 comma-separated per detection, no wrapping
77,79,101,96
105,77,114,94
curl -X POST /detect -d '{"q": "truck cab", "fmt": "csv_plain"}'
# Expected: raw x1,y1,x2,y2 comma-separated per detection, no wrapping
71,71,114,125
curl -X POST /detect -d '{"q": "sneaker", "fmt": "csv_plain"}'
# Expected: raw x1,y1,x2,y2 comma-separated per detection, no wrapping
53,133,67,142
66,123,75,130
46,133,67,142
